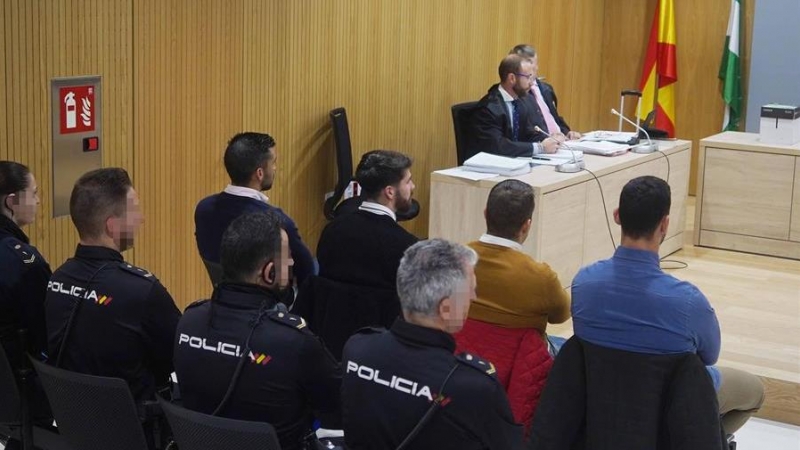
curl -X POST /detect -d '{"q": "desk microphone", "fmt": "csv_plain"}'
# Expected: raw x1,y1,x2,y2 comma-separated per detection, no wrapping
610,108,657,154
535,126,584,173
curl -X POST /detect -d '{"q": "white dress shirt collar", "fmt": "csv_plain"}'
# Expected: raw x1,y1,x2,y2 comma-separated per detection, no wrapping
223,184,270,204
358,201,397,222
498,85,516,103
479,233,523,251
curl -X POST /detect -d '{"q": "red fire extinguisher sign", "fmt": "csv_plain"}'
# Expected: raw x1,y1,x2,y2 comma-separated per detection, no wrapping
59,85,95,134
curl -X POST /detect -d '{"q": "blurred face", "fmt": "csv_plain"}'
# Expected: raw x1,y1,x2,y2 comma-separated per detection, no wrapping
109,187,144,252
7,173,40,227
513,61,535,98
393,169,415,214
259,147,277,191
440,262,477,333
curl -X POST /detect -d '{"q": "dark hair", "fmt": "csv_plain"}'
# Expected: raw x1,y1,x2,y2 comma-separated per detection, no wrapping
498,54,525,82
220,211,283,283
0,161,31,196
70,168,133,240
510,44,537,59
224,132,276,185
618,176,671,239
485,180,535,239
355,150,413,200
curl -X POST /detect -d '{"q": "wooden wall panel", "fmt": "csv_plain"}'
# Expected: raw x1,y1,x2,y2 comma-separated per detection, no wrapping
599,0,755,193
0,0,132,271
133,0,244,307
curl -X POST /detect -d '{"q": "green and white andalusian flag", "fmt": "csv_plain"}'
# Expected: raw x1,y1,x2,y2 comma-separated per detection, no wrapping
719,0,742,131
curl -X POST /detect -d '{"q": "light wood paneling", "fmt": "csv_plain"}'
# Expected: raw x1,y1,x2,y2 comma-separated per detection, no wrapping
791,158,800,242
701,148,794,239
133,0,245,307
600,0,756,194
0,0,133,272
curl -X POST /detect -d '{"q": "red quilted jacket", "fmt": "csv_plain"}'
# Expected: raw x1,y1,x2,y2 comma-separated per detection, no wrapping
454,318,553,433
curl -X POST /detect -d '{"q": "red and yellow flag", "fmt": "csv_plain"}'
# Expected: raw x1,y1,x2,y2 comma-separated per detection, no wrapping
638,0,678,137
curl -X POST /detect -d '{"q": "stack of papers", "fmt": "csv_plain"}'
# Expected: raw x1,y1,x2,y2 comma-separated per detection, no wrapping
534,149,584,161
463,152,531,177
570,140,630,156
582,131,639,145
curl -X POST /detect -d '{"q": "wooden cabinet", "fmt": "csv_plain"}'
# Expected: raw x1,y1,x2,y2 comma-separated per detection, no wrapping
695,132,800,258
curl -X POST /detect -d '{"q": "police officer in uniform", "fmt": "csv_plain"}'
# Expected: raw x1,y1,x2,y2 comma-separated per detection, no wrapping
45,168,181,403
0,161,51,369
174,211,341,450
342,239,524,450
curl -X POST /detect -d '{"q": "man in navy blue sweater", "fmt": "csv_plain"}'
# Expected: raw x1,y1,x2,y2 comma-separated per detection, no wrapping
195,132,315,286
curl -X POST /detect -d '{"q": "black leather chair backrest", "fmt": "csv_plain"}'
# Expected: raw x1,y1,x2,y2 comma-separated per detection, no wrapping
326,107,355,219
451,101,480,165
30,358,149,450
158,397,281,450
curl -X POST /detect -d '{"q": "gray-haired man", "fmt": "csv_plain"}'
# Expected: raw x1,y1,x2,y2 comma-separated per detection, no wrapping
340,239,524,450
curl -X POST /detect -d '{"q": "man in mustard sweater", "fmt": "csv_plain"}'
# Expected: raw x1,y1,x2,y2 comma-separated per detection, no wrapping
468,179,570,353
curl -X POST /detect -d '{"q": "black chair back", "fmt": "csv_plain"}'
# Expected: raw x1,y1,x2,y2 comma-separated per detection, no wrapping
325,106,421,222
158,397,281,450
29,358,149,450
451,101,480,165
326,107,355,219
0,344,21,424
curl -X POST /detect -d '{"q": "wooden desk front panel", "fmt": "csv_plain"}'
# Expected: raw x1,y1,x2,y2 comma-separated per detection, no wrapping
701,148,794,240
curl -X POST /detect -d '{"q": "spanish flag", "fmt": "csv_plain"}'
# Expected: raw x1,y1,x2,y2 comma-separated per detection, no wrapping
638,0,678,137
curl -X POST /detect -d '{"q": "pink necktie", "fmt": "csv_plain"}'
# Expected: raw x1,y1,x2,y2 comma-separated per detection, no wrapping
532,83,561,135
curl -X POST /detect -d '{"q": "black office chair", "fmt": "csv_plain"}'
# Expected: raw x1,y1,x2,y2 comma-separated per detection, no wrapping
451,101,480,165
0,337,69,450
29,358,149,450
157,397,281,450
326,107,420,221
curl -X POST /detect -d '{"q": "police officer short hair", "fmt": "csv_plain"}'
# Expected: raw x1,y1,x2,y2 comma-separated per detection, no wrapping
70,168,133,240
220,211,283,282
224,132,276,186
355,150,413,200
618,175,671,240
485,180,534,240
397,239,478,317
0,161,31,197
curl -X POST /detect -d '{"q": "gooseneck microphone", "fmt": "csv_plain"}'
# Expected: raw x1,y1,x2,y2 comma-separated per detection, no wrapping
535,126,584,173
610,108,657,154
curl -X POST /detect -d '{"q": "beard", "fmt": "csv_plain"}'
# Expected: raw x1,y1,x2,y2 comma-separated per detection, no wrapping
395,195,413,214
513,83,529,98
260,178,273,191
118,233,135,253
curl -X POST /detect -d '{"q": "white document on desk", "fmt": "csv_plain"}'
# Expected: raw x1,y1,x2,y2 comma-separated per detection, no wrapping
570,140,630,156
434,167,500,181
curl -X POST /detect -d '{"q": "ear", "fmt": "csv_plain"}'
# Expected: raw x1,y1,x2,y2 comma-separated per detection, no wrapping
520,218,532,237
383,184,395,201
613,208,621,225
262,260,276,285
255,167,265,181
483,208,488,222
438,297,453,319
661,215,670,235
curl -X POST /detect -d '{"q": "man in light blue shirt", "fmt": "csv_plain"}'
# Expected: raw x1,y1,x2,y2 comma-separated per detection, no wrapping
572,175,764,435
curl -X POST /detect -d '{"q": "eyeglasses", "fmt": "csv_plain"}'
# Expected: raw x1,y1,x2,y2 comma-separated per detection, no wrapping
515,73,535,81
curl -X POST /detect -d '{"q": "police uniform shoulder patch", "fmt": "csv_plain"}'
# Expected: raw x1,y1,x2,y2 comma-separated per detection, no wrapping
118,262,157,281
185,299,209,310
456,352,497,378
3,238,38,265
267,310,309,332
